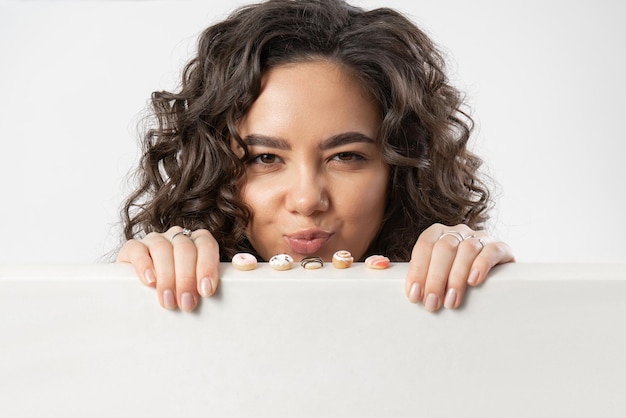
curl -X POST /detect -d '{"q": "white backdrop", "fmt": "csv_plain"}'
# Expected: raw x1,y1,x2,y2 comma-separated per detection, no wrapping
1,0,624,264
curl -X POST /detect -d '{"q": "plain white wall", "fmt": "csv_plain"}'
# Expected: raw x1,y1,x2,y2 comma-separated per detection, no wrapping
1,0,624,264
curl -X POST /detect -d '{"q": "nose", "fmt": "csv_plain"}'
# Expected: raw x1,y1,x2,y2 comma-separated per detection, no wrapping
285,165,330,216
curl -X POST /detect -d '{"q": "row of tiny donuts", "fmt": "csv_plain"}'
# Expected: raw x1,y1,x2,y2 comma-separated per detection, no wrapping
231,250,390,271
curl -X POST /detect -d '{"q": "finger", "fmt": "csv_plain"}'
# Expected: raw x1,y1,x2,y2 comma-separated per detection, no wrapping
443,235,488,309
422,232,465,312
146,230,178,310
171,230,200,312
405,224,471,306
116,239,157,287
405,233,434,304
192,229,221,298
467,241,516,286
405,223,447,303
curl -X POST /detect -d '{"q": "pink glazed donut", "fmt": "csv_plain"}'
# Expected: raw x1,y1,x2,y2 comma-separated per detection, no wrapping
364,255,390,270
231,253,258,271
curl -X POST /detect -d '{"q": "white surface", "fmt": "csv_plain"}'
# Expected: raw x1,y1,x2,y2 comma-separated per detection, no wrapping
1,0,625,263
1,262,626,417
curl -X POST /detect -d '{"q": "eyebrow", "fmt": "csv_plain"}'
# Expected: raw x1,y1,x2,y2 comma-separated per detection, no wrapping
242,132,376,151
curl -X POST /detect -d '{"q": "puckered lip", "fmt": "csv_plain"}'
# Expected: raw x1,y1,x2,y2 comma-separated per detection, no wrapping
284,228,332,255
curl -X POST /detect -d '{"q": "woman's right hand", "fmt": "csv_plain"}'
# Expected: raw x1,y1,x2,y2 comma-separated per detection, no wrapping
116,227,221,312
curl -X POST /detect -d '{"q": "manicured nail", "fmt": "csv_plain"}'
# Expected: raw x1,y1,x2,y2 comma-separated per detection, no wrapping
425,293,439,312
199,277,213,297
144,269,156,284
163,289,177,310
444,288,458,309
408,282,422,303
467,269,480,285
180,292,195,312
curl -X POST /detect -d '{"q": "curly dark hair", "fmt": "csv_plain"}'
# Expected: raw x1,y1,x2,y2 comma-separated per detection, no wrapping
122,0,492,261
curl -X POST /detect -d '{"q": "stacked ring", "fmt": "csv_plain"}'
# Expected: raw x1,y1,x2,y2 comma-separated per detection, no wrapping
439,230,464,243
464,234,487,249
171,228,193,243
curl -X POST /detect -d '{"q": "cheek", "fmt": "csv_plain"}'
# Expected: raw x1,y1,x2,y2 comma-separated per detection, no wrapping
241,182,273,224
240,180,284,245
358,190,386,223
333,168,388,227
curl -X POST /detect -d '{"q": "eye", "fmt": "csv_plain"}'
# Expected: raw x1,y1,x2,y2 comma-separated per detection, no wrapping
248,153,279,165
332,152,366,162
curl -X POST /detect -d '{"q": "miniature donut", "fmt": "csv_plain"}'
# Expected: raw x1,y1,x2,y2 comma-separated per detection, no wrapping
332,250,354,269
364,255,390,270
301,256,323,270
231,252,258,271
269,253,294,271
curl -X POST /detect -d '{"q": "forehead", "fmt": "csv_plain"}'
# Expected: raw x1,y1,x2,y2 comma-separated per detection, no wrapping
238,60,381,142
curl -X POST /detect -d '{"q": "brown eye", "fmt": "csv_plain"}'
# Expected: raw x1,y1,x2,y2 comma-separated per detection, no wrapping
333,152,365,162
250,154,278,165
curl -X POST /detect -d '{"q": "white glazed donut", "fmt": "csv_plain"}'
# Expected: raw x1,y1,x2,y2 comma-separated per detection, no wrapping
332,250,354,269
231,253,258,271
269,253,294,271
364,255,390,270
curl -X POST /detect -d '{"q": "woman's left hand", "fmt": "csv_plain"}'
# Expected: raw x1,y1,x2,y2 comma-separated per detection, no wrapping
405,223,515,312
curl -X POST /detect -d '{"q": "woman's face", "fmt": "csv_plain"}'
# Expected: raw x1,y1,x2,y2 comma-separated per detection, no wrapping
235,60,389,262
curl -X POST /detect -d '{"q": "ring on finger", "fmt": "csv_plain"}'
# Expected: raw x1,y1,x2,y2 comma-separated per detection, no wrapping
439,230,464,243
464,234,486,249
170,228,193,243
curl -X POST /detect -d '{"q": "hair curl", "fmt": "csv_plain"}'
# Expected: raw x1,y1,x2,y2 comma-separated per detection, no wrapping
122,0,492,261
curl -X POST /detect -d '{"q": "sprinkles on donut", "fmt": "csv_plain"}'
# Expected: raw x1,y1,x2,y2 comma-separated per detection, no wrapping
269,253,294,270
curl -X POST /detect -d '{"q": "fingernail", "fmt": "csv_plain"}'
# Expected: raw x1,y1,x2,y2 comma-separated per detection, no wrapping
180,292,195,312
425,293,439,312
199,277,213,297
144,269,156,284
444,288,457,309
408,282,422,303
467,269,480,286
163,289,177,309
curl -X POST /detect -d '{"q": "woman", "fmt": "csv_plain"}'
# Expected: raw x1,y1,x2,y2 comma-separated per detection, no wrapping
117,0,514,313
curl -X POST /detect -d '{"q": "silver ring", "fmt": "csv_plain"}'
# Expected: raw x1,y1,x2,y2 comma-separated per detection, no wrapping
439,230,464,243
464,234,486,248
170,228,193,243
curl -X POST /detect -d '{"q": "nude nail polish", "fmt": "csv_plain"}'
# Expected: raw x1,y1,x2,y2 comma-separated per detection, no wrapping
425,293,439,312
180,292,195,312
408,282,422,303
444,288,457,309
199,277,212,297
163,289,177,310
467,269,480,285
144,269,156,284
